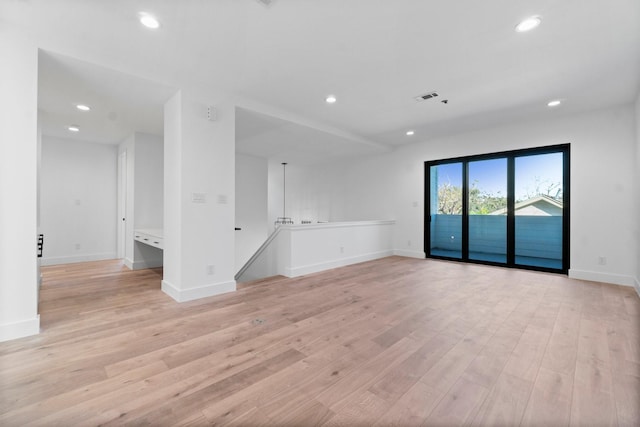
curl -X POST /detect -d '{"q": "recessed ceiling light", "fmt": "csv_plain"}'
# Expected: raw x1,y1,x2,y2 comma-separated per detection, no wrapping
515,16,541,32
547,99,562,107
325,95,337,104
406,130,415,136
68,125,80,132
139,13,160,29
76,104,90,111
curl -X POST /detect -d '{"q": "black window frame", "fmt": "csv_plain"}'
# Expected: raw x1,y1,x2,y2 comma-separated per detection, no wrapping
424,144,570,274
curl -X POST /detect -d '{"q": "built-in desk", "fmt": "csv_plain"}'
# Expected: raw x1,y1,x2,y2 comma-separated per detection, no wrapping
134,229,164,250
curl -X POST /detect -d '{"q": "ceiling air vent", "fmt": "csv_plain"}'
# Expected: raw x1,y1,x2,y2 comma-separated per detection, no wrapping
415,91,439,102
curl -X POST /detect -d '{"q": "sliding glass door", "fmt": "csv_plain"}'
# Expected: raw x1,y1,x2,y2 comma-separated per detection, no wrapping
428,162,463,259
514,152,564,269
468,158,507,263
425,145,569,274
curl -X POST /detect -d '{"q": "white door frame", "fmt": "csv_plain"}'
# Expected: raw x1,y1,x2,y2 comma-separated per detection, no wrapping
117,150,127,259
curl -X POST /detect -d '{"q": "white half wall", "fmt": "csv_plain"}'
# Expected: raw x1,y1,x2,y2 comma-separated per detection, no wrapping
284,220,395,277
237,220,395,282
235,153,268,272
40,137,118,265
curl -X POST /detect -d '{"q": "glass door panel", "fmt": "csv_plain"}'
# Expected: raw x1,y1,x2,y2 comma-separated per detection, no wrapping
514,153,564,269
468,158,507,263
429,163,463,259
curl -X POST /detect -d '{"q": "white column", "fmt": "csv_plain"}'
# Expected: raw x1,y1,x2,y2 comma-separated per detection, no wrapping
0,31,40,341
162,91,236,302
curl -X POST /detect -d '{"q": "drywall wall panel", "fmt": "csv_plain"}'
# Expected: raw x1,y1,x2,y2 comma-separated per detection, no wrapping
40,137,118,265
235,153,268,272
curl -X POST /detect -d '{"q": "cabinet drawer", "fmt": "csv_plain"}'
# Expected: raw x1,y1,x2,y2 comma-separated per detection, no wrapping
134,232,164,250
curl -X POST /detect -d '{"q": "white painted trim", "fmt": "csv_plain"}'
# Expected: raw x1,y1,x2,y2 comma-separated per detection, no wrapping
568,269,635,287
634,277,640,297
40,252,117,266
285,250,393,278
393,249,426,259
162,279,236,303
0,315,40,342
278,220,395,232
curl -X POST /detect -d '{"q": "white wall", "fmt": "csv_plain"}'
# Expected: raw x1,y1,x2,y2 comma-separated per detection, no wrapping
0,31,39,341
119,132,163,269
635,93,640,292
406,105,637,284
163,92,182,289
134,133,164,229
281,105,639,285
235,153,268,272
267,161,346,230
132,133,163,269
40,137,118,265
37,119,42,287
162,91,236,302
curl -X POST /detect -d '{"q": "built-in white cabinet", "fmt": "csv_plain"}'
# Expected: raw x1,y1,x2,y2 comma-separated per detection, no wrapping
134,229,164,250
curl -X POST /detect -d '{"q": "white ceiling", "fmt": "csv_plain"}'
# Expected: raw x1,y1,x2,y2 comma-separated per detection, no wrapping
38,51,175,144
4,0,639,158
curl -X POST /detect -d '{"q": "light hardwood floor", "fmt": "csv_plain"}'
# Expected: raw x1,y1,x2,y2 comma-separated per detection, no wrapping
1,257,639,426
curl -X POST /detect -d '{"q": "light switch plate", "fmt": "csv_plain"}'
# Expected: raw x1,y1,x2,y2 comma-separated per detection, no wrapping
192,193,206,203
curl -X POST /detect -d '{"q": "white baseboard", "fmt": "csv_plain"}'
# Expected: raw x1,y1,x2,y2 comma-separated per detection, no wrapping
284,250,394,278
161,279,236,303
0,315,40,342
568,269,636,288
41,252,117,266
123,258,162,270
393,249,426,259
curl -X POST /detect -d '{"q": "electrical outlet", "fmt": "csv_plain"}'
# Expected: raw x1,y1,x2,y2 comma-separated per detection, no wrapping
597,256,607,266
340,246,344,254
207,264,215,275
75,243,81,250
407,240,411,247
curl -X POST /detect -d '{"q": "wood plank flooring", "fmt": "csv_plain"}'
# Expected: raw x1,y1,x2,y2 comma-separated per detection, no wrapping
1,257,639,426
